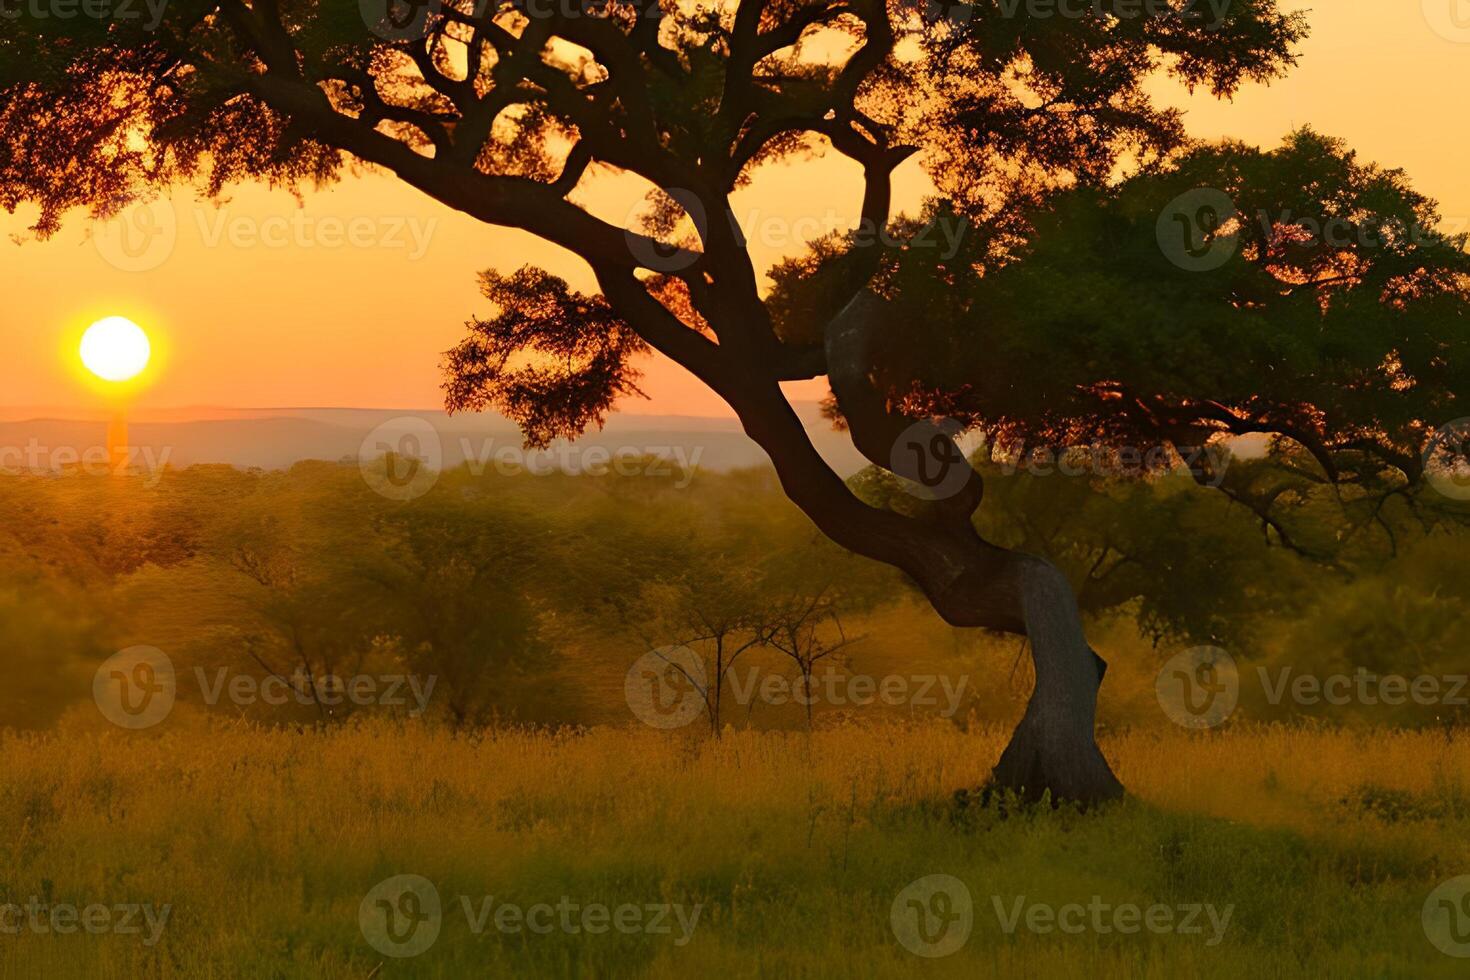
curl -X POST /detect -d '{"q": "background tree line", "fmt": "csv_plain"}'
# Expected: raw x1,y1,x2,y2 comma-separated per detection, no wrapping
1,448,1466,732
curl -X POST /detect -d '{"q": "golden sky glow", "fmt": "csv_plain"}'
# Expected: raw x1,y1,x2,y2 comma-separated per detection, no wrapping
2,2,1467,417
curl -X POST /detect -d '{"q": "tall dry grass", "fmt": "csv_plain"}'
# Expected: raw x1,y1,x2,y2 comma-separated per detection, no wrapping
2,721,1467,978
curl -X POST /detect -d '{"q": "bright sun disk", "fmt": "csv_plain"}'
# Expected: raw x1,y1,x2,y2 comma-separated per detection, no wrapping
80,316,151,383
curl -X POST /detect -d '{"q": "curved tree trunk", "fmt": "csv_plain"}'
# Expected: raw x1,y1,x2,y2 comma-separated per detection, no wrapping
716,291,1127,806
989,555,1123,805
601,265,1127,804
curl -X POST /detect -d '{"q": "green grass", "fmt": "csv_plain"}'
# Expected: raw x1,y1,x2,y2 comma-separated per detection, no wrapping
1,721,1467,977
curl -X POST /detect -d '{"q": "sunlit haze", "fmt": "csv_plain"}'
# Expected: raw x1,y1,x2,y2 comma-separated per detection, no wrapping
2,2,1466,418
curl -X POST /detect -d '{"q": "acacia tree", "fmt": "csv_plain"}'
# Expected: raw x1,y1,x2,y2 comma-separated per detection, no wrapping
210,475,385,720
627,572,772,735
360,500,551,727
846,130,1470,545
12,0,1455,803
763,585,857,729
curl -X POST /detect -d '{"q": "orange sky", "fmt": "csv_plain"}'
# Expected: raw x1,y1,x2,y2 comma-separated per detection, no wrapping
2,1,1468,417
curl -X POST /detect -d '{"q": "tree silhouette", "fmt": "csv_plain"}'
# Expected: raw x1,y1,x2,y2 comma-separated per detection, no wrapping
9,2,1466,803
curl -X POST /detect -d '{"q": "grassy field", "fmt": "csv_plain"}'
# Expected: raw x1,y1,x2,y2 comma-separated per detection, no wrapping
2,721,1468,978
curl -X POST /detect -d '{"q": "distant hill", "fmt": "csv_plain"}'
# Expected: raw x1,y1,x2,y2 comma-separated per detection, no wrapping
0,404,869,476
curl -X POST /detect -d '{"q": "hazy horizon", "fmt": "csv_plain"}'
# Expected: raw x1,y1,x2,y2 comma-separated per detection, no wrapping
0,402,866,475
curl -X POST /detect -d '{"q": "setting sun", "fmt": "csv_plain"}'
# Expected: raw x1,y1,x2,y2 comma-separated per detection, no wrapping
80,316,151,383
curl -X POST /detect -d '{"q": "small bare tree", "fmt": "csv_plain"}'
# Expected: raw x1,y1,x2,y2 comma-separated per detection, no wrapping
764,586,859,730
629,571,773,735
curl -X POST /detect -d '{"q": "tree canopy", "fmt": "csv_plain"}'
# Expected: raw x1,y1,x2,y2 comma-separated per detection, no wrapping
3,1,1310,451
